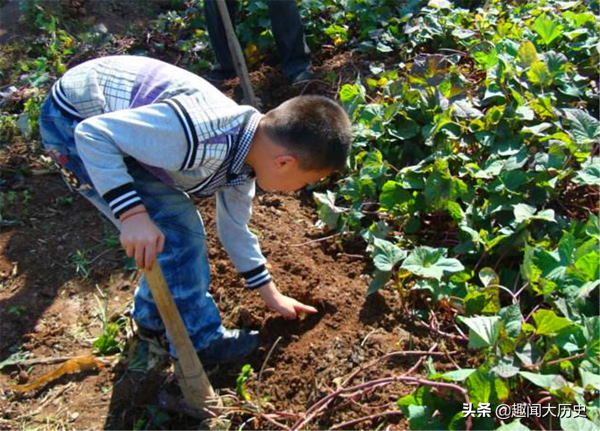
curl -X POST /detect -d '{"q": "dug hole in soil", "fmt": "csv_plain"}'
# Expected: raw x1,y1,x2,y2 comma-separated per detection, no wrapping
0,10,456,430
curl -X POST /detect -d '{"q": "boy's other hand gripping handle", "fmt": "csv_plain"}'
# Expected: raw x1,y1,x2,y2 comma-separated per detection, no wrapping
119,205,165,270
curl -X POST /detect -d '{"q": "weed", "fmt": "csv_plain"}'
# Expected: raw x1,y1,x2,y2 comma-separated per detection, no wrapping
92,291,126,356
55,196,73,206
8,305,27,316
123,256,137,271
236,364,254,401
104,236,120,249
70,249,91,278
93,321,123,355
6,191,18,204
21,190,32,204
0,114,18,143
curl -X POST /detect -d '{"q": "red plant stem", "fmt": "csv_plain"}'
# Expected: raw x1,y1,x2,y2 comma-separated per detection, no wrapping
545,353,585,366
538,396,552,404
415,319,468,342
291,375,471,431
347,398,395,412
524,304,542,323
291,232,345,247
401,343,440,377
453,323,468,339
514,282,529,300
290,344,443,431
330,410,405,430
342,345,444,387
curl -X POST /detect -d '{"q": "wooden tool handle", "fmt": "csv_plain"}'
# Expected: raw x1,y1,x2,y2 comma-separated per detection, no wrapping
215,0,259,108
144,263,219,411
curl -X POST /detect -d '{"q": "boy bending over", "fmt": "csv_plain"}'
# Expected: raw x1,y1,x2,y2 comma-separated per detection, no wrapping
39,56,351,364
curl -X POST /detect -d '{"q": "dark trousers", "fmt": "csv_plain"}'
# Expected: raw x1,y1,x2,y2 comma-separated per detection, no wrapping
204,0,311,79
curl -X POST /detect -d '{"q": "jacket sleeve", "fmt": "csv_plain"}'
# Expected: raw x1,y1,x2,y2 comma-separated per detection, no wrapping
74,103,190,218
216,180,272,289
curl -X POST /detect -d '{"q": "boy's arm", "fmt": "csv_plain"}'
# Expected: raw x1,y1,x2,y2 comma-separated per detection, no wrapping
215,180,271,288
74,103,190,218
74,103,193,270
216,183,317,318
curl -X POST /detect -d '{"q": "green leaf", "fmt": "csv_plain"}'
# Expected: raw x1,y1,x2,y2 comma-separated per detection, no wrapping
555,325,586,355
527,61,552,86
428,0,452,8
339,82,366,118
389,117,419,140
313,191,345,229
372,238,407,272
424,159,453,210
458,315,502,349
479,267,499,287
492,357,520,378
465,369,493,405
379,181,411,211
497,420,531,431
574,263,600,289
581,370,600,391
452,100,483,119
516,106,535,121
584,316,599,364
513,203,556,224
523,122,553,136
517,41,538,67
585,212,600,240
545,51,568,75
0,350,31,371
465,369,508,405
563,109,600,146
560,417,600,431
464,289,500,315
573,157,600,186
533,15,563,46
533,309,572,336
442,368,476,381
324,24,348,41
500,304,523,338
447,201,465,222
401,246,465,280
519,371,568,390
367,270,393,295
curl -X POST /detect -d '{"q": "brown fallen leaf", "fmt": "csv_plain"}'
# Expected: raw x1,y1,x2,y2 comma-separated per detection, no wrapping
10,357,107,393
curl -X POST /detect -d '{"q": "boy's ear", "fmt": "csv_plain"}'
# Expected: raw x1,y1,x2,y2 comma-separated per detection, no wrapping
273,154,298,169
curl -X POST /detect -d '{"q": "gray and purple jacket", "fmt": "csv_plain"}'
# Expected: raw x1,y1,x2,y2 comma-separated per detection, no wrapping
51,55,271,289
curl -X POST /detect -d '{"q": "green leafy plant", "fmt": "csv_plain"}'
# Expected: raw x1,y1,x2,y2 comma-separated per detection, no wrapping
315,0,599,428
236,364,255,402
93,293,126,356
70,249,91,278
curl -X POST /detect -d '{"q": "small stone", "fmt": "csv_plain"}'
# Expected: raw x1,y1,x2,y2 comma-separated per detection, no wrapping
18,370,29,383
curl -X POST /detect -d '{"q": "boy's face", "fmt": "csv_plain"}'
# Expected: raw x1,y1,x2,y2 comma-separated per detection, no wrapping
255,157,332,192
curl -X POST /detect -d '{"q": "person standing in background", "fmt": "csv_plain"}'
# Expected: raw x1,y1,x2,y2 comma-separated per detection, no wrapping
204,0,313,85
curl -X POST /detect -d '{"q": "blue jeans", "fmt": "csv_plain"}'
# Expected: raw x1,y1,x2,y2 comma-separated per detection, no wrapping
39,97,226,356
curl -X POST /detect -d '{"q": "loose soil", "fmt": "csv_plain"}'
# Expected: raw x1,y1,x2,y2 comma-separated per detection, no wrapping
0,5,464,430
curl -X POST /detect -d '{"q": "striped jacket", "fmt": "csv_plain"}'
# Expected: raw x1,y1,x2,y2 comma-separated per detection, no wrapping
51,55,271,289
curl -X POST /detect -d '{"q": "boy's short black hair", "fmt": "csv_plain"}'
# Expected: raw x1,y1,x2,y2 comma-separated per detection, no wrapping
261,95,352,172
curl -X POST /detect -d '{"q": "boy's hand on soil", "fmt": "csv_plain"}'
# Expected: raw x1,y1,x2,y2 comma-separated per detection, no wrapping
119,206,165,270
257,281,317,319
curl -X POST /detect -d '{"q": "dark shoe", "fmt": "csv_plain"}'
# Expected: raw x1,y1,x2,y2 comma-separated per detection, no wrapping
128,326,169,373
197,329,259,366
289,68,315,86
